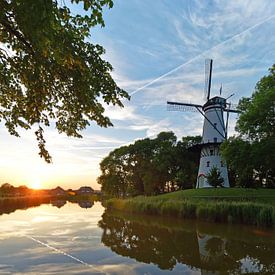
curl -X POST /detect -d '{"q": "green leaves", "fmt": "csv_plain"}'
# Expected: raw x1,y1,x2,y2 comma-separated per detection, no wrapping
0,0,129,161
236,64,275,140
98,132,201,197
221,65,275,187
206,167,224,188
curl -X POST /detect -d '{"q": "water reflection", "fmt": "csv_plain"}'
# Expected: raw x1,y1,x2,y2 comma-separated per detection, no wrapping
51,200,67,208
0,197,52,215
99,210,275,274
0,200,274,274
0,197,94,215
78,201,94,209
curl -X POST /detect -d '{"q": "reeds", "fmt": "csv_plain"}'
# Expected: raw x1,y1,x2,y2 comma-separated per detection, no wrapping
106,196,275,227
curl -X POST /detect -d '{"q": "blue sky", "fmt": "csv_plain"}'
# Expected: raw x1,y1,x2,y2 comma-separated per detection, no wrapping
0,0,274,189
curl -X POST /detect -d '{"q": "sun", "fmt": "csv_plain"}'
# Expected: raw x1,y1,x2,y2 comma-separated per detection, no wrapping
29,180,42,190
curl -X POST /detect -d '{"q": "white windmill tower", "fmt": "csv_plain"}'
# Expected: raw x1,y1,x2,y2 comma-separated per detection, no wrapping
167,59,239,188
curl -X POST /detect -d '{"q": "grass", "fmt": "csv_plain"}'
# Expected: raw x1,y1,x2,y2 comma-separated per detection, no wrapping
106,188,275,227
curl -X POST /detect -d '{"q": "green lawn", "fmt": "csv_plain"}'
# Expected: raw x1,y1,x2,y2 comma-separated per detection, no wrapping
157,188,275,205
159,187,275,197
106,188,275,227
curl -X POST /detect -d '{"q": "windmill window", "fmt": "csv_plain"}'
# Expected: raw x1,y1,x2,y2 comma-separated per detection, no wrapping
221,161,224,167
214,123,217,128
214,137,217,142
210,149,214,155
206,161,210,167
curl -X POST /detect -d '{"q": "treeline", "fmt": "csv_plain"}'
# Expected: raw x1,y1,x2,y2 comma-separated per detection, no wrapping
0,183,30,197
98,133,201,197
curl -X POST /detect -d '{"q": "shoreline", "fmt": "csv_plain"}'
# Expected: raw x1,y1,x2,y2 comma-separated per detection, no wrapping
0,193,100,201
106,188,275,228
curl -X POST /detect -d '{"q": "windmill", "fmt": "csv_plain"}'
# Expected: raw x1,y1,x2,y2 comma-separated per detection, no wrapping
167,59,240,188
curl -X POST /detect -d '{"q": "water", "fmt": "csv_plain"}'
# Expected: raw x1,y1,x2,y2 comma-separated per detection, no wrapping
0,199,274,274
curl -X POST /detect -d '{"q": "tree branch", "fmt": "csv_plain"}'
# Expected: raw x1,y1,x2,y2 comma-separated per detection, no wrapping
0,18,35,55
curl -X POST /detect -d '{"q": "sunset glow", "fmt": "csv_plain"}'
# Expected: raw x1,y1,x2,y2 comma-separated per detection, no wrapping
29,180,42,190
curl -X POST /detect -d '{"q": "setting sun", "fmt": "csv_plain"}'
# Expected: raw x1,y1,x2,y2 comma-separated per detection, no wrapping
29,180,42,190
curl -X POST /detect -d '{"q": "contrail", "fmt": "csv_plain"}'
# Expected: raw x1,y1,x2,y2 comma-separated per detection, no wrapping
129,14,275,97
25,235,103,273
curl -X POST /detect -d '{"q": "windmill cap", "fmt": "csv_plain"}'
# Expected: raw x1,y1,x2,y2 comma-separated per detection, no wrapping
203,96,226,111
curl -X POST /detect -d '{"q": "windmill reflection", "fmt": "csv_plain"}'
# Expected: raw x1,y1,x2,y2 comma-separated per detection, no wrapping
197,232,236,275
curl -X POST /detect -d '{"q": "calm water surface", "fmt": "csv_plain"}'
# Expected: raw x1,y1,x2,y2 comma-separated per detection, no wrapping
0,199,274,274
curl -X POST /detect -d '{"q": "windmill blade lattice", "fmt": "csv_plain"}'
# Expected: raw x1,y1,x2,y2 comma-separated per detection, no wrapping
167,101,202,112
167,104,199,112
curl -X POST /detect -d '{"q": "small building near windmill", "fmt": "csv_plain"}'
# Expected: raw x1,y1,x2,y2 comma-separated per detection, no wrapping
76,186,94,195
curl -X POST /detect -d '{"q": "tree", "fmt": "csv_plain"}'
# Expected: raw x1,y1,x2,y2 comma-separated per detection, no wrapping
236,64,275,140
221,65,275,187
221,137,254,187
98,132,201,197
0,0,129,162
174,136,201,189
0,182,15,195
206,167,224,188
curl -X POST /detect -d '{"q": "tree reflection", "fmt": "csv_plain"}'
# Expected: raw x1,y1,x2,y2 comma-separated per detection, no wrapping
99,210,275,274
0,197,52,215
0,198,95,215
99,211,199,270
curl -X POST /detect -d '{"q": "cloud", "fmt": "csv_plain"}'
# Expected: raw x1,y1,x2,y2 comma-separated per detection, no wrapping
173,19,201,48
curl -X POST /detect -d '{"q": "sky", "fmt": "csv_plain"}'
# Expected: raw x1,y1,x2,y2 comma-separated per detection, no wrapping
0,0,274,190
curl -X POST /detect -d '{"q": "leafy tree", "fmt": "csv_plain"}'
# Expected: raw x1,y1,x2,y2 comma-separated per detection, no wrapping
98,132,201,197
0,0,129,162
236,64,275,140
206,167,224,188
98,146,130,198
221,137,254,187
221,65,275,187
172,136,201,190
0,182,15,195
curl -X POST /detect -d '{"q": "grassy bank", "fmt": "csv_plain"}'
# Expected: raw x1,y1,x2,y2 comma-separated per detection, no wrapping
106,188,275,227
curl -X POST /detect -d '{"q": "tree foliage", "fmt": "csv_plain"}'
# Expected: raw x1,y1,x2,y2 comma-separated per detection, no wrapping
0,0,129,162
206,167,224,188
221,65,275,187
236,65,275,140
98,132,201,197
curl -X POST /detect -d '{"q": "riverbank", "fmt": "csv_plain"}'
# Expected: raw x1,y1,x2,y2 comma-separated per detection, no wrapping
0,193,100,201
106,188,275,227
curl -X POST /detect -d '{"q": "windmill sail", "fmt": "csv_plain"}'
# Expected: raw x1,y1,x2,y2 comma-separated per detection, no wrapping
167,101,202,112
204,59,213,100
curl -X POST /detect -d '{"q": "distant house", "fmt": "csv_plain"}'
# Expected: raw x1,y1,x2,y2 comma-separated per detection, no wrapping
51,186,66,196
76,186,94,195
